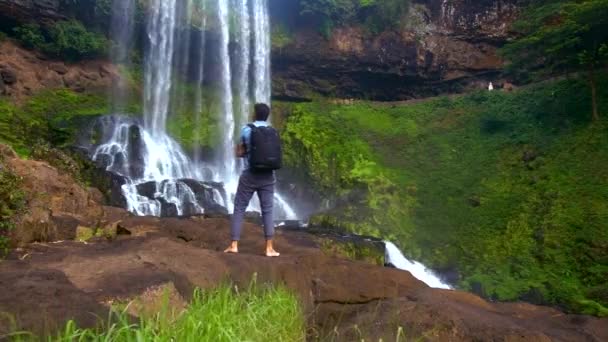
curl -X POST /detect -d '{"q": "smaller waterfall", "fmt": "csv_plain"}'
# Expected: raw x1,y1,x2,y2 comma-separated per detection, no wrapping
385,242,452,289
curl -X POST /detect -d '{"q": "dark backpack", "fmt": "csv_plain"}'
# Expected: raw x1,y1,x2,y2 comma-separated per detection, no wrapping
247,124,283,171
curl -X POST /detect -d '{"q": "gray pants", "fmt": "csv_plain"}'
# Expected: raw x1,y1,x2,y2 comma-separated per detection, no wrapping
230,170,275,241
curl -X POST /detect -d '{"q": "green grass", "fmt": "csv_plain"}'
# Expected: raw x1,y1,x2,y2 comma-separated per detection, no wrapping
8,281,306,342
278,74,608,315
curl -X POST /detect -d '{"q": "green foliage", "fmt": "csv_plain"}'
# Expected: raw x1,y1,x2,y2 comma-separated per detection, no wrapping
299,0,410,37
503,0,608,76
271,24,294,52
12,20,107,61
46,20,108,60
10,280,305,341
12,24,46,50
279,74,608,315
502,0,608,120
0,157,25,257
0,89,112,156
282,102,414,242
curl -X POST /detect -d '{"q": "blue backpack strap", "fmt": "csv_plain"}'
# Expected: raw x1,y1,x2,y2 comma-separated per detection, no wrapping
244,123,256,144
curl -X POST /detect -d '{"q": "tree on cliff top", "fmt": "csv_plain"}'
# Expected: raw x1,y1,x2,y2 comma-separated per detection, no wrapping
502,0,608,121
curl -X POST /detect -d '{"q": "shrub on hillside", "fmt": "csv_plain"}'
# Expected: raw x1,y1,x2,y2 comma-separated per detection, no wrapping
13,20,107,60
46,20,108,60
12,24,46,50
0,155,25,256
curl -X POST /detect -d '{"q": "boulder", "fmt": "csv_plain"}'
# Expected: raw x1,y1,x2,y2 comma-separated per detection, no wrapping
0,67,17,85
127,125,146,179
49,62,68,75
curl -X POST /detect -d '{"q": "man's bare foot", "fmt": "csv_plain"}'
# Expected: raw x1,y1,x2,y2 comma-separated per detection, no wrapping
224,241,239,254
265,240,280,257
265,249,280,257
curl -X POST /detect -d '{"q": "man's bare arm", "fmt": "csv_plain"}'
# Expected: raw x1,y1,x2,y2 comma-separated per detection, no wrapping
235,143,246,158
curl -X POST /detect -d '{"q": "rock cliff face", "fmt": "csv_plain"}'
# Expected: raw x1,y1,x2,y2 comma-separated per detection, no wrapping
0,0,63,24
0,41,118,102
272,0,523,101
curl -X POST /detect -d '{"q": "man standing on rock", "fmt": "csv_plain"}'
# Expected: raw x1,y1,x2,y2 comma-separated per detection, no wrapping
224,103,282,257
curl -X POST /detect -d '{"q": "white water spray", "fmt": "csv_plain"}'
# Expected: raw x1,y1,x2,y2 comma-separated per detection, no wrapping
385,241,452,289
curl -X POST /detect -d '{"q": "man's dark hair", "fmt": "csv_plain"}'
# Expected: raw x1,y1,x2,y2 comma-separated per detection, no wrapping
254,103,270,121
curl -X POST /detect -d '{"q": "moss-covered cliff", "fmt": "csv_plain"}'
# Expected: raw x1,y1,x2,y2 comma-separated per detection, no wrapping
278,75,608,316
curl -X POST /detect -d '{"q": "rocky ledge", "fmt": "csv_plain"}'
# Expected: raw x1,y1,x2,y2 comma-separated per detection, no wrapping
2,216,608,341
1,144,608,341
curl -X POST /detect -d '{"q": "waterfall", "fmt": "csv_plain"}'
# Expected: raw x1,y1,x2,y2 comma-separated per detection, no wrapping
109,0,135,111
92,0,298,220
385,242,452,289
252,0,271,104
217,0,236,179
235,0,251,126
144,0,177,135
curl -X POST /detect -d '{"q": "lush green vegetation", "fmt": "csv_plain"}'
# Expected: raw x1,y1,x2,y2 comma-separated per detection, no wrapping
0,89,112,156
0,155,25,256
298,0,410,37
9,281,306,341
12,20,108,61
279,75,608,316
502,0,608,121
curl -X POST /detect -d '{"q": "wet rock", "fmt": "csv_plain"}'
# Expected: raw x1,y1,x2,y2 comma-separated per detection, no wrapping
136,181,158,199
0,67,17,85
178,179,228,216
127,125,146,179
105,172,128,208
94,153,112,170
159,198,178,217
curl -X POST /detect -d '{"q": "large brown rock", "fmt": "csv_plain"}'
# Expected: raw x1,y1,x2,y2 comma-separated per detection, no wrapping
0,144,116,245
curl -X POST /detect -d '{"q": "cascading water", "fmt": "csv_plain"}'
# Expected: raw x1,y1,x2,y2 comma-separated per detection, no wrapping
385,242,452,289
216,0,236,180
91,0,298,220
252,0,272,104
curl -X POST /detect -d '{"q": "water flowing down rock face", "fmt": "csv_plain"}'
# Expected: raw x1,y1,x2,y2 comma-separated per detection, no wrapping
87,0,297,219
385,241,451,289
